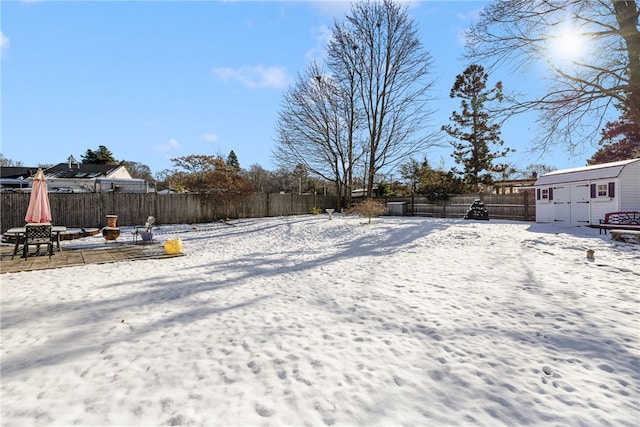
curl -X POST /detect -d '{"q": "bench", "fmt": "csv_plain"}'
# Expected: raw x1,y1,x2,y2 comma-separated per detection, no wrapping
595,211,640,235
610,229,640,244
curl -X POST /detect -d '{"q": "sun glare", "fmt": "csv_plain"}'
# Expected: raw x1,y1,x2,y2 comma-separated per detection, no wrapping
546,22,588,66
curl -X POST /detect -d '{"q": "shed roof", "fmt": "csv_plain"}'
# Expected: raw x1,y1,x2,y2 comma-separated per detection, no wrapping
535,158,640,186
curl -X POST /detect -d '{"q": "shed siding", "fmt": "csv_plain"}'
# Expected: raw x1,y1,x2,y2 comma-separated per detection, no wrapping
536,203,555,222
589,179,620,224
618,161,640,211
534,159,640,225
535,186,555,222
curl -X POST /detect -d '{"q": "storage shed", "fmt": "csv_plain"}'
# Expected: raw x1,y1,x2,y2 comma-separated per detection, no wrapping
534,158,640,225
386,201,407,216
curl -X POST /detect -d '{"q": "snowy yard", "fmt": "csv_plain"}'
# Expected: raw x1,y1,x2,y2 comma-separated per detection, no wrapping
1,215,638,426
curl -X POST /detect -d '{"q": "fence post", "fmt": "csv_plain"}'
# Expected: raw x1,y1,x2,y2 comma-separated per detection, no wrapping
265,193,270,217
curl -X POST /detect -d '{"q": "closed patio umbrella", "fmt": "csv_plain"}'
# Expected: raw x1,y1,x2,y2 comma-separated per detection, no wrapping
25,168,52,223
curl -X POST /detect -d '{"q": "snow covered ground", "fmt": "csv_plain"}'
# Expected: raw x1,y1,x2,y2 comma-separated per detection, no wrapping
1,214,638,426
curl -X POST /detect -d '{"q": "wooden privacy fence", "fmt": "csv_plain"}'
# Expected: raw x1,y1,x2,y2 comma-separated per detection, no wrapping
0,193,339,232
1,191,534,232
381,191,536,221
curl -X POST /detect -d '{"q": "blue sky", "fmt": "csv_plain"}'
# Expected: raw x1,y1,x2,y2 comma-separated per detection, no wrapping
2,0,592,177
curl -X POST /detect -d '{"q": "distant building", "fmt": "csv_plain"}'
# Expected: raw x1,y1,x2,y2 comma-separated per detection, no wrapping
0,167,39,191
351,187,382,198
490,176,537,195
1,159,154,193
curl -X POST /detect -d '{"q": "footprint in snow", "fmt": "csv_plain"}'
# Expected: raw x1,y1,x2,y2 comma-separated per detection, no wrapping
598,364,615,373
255,403,273,417
393,375,406,386
247,360,261,374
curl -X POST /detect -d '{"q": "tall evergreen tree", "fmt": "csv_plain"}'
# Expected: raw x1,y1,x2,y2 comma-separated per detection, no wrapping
442,64,512,191
226,150,240,171
81,145,117,164
587,110,640,165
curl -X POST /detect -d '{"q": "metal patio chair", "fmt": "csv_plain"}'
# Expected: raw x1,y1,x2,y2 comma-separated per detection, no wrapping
132,216,155,244
20,223,54,260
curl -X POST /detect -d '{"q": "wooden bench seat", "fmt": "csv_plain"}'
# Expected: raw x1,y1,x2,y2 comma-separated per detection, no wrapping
594,211,640,235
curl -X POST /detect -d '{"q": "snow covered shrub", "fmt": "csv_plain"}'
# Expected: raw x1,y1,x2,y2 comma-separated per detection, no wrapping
352,199,387,224
310,206,322,215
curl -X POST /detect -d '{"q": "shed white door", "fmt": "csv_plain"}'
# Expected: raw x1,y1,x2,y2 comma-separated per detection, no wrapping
571,183,591,224
553,185,571,223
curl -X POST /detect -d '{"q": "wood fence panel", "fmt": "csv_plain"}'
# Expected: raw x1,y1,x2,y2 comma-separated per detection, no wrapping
315,195,338,212
239,194,267,218
1,191,528,233
57,193,102,228
381,190,535,221
0,193,28,233
267,194,291,217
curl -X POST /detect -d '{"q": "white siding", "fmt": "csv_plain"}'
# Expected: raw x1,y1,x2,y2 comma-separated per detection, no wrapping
618,161,640,211
553,184,571,223
570,183,590,224
535,159,640,225
106,166,133,179
589,179,620,224
535,187,555,222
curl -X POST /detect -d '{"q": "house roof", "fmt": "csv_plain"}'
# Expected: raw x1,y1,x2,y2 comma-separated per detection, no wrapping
44,163,123,179
0,166,40,179
535,158,640,186
493,178,537,186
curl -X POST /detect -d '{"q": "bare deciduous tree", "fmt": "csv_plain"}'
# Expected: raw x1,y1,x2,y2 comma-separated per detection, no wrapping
274,0,437,205
326,21,365,207
0,153,23,167
168,153,253,206
465,0,640,155
120,160,153,182
245,164,273,193
274,61,362,205
335,0,437,198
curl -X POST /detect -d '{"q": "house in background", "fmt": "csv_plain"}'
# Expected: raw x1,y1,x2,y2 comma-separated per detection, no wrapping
44,161,152,193
0,167,39,191
491,174,538,195
534,158,640,225
1,159,154,193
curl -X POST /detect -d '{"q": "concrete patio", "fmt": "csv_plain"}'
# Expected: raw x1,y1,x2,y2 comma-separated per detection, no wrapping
0,242,184,274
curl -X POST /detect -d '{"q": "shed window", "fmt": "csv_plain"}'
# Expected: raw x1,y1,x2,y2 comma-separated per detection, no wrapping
537,188,552,202
590,182,615,199
541,189,549,200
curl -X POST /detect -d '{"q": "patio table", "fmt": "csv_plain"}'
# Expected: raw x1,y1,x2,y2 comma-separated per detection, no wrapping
5,226,68,258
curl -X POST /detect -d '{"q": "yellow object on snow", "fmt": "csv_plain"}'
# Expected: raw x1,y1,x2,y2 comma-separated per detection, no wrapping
163,239,183,255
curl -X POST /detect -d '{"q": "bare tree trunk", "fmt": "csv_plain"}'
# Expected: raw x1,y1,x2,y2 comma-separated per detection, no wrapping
614,1,640,128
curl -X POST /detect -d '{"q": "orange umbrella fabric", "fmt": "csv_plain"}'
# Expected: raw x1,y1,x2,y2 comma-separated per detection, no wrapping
25,169,52,223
